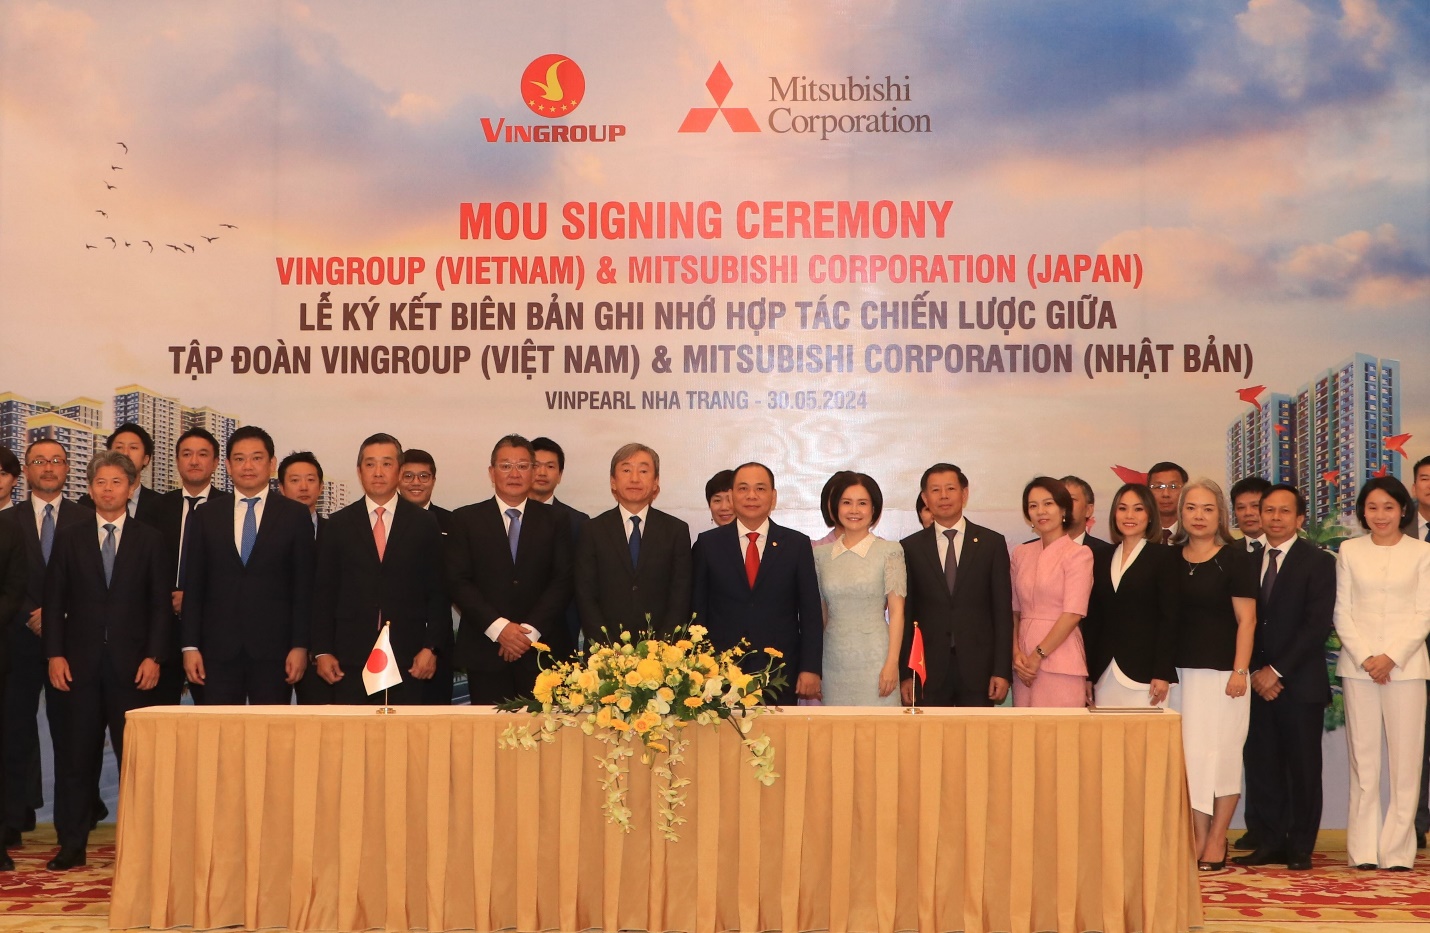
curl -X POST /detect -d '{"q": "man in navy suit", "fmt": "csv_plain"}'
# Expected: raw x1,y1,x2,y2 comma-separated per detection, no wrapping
279,451,332,705
311,434,448,705
0,496,26,870
1233,484,1335,871
3,440,93,850
691,462,822,705
77,424,164,521
899,463,1013,707
44,451,171,870
399,448,456,705
181,427,315,705
447,434,572,705
576,443,691,641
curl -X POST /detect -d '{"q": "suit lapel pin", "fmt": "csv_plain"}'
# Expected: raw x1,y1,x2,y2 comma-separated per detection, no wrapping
972,538,978,544
771,541,778,547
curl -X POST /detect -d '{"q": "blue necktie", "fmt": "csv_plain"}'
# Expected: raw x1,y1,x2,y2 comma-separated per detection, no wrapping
40,503,54,565
506,508,521,561
240,497,259,565
629,515,642,567
101,523,116,586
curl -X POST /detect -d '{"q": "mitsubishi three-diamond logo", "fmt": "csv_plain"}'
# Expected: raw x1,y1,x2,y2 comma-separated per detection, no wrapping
679,62,759,133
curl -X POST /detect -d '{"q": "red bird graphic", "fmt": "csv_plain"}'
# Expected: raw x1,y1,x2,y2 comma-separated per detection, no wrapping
1236,385,1267,411
1372,466,1388,478
1111,465,1148,485
1384,433,1412,458
1273,423,1287,435
1322,471,1339,485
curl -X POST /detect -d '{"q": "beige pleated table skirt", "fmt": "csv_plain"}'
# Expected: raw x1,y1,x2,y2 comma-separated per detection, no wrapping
108,706,1200,933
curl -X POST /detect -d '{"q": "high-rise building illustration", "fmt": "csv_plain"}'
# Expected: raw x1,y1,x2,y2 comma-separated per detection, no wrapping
114,386,240,493
318,480,351,517
113,385,182,491
0,392,106,503
1226,353,1401,526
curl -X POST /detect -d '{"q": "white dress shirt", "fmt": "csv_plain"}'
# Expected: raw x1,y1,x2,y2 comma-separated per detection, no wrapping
619,504,651,542
485,498,540,644
96,510,128,548
31,493,62,539
734,518,771,563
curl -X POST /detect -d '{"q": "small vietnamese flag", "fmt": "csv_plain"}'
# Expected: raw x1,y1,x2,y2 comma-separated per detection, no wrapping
363,621,402,695
908,622,927,689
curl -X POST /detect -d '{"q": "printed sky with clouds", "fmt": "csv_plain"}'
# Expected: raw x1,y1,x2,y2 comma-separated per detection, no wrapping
0,0,1425,531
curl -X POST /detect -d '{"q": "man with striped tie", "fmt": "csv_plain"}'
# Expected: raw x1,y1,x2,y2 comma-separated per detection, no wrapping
43,451,169,870
447,434,572,705
180,427,315,705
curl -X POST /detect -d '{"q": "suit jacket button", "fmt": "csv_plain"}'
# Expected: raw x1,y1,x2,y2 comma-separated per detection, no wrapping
513,579,519,585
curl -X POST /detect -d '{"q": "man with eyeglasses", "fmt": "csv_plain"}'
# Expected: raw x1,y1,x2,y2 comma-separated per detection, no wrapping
447,434,572,705
311,434,448,705
1146,461,1188,544
398,449,456,704
3,441,94,851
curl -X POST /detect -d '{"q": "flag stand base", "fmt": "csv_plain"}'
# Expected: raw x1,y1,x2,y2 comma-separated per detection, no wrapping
903,706,924,715
376,707,396,715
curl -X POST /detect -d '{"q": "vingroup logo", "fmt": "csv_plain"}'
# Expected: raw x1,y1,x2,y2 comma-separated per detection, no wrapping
521,54,585,117
678,62,759,133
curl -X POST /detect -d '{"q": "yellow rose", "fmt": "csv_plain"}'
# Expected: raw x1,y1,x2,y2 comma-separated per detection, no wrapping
657,686,675,702
567,692,585,707
689,670,705,687
617,695,633,712
625,671,642,687
683,697,704,708
596,706,612,727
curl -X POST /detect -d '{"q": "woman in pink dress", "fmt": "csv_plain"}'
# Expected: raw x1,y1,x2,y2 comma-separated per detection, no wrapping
1012,477,1095,707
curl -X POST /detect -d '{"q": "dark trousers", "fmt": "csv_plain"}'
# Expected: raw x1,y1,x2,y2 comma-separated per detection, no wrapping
331,672,417,706
466,662,540,706
1244,692,1324,854
420,652,454,705
294,653,335,705
921,647,996,708
199,655,293,705
1415,680,1430,836
54,656,157,850
3,625,63,830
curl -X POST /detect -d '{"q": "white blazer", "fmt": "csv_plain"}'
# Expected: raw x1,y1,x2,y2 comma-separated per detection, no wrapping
1334,534,1430,681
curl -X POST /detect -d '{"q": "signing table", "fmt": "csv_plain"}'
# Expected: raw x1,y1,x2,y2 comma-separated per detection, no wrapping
109,706,1200,933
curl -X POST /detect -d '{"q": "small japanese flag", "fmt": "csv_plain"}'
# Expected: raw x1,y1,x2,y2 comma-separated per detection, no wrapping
363,621,402,695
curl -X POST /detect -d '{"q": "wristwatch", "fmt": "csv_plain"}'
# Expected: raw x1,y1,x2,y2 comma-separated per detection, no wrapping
1234,668,1249,676
1034,645,1048,659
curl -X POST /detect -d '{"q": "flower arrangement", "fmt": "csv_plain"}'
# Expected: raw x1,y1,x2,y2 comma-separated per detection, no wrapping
496,623,786,840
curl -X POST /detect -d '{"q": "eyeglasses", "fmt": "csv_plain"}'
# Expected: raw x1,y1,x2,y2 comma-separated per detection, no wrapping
401,471,434,483
494,461,532,474
27,456,67,467
1149,483,1182,491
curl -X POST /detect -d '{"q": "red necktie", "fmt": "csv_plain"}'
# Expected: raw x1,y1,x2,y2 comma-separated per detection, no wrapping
745,531,760,587
373,506,387,561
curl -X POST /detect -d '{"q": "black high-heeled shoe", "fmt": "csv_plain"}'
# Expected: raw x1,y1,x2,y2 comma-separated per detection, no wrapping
1197,858,1226,872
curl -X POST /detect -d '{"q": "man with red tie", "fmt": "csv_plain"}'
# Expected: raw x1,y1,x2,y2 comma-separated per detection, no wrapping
310,434,448,705
691,462,822,705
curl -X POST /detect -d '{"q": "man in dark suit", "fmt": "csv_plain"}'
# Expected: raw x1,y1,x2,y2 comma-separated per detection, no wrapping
44,451,170,870
399,448,456,704
279,451,332,705
146,427,224,704
1060,475,1112,554
181,427,315,705
0,496,27,870
531,437,588,650
691,462,821,705
1228,474,1271,851
577,443,691,641
448,434,572,704
1233,484,1335,871
311,434,448,705
1146,461,1187,544
3,440,93,849
77,423,164,521
899,463,1013,707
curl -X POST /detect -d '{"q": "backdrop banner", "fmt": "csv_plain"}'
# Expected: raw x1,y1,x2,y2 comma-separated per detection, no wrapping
2,1,1427,828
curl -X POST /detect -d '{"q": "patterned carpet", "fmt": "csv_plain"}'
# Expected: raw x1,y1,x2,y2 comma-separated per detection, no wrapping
0,827,1425,932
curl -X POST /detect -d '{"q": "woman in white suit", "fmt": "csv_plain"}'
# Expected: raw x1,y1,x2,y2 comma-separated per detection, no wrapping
1334,476,1430,871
